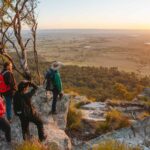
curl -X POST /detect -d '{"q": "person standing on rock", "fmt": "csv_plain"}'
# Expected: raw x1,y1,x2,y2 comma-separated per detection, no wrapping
0,96,11,143
13,81,46,141
44,61,63,114
1,62,17,122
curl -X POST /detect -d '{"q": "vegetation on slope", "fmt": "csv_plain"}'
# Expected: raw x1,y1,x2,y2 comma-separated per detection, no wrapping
92,140,141,150
96,109,131,134
60,66,150,101
67,100,83,130
1,54,150,102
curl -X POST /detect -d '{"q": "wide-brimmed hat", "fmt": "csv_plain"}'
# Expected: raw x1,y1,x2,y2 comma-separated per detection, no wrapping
51,61,63,70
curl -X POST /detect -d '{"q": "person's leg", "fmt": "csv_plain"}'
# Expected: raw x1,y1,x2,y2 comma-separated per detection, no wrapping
4,96,12,121
51,89,59,113
19,116,30,140
30,113,45,141
0,117,11,142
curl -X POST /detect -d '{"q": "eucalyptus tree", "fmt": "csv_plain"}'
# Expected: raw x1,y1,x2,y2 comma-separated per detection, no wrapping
0,0,40,82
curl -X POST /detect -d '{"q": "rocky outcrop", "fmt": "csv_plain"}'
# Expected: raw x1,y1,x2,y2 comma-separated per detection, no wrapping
81,102,107,122
0,87,71,150
138,88,150,98
75,116,150,150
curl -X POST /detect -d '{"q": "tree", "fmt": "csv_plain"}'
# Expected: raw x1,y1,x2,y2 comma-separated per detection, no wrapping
0,0,40,82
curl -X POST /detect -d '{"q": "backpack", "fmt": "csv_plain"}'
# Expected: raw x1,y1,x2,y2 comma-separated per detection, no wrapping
0,71,10,93
0,97,6,117
45,69,55,91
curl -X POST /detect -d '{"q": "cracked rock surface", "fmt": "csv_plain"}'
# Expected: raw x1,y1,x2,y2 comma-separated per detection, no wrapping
0,87,71,150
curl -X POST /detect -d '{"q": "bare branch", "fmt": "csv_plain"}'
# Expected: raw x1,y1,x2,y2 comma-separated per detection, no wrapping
24,38,30,48
0,52,24,77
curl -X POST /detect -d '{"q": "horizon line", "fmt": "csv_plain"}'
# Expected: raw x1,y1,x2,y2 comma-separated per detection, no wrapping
24,28,150,31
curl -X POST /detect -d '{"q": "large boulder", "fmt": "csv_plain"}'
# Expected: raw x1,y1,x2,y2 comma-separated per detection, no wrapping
75,116,150,150
0,87,72,150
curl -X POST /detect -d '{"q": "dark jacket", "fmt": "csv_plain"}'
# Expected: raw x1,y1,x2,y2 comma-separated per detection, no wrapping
13,84,38,117
2,70,17,97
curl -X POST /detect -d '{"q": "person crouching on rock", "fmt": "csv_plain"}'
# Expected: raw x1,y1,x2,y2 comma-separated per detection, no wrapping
0,96,11,143
13,81,46,141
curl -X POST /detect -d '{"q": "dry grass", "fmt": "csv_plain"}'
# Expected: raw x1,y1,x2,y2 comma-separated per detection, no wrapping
107,99,123,106
15,140,47,150
96,109,131,134
92,140,141,150
64,89,80,97
106,109,131,130
137,112,150,120
67,100,83,130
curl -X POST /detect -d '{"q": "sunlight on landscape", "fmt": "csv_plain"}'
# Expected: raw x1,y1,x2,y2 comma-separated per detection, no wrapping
0,0,150,150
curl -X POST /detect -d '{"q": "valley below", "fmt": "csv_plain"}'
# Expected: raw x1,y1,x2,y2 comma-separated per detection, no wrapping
33,29,150,76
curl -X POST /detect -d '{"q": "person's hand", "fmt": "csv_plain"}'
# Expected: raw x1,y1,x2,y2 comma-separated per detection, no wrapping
29,82,38,89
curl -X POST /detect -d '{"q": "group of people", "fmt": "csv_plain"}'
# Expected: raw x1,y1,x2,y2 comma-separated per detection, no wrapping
0,61,63,143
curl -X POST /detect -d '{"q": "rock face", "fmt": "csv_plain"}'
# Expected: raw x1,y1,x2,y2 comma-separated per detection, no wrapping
81,102,108,122
138,88,150,99
0,87,71,150
75,116,150,150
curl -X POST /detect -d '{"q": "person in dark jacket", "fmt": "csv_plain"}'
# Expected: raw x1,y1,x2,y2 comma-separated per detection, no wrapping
13,81,46,141
2,62,17,122
0,96,11,143
45,61,63,114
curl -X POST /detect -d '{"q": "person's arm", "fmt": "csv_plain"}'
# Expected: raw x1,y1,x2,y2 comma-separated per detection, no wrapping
25,82,38,98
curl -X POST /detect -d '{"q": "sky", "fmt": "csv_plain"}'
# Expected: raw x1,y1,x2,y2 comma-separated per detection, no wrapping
37,0,150,30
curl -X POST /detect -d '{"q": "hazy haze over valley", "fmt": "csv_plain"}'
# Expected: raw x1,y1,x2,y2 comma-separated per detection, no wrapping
24,29,150,76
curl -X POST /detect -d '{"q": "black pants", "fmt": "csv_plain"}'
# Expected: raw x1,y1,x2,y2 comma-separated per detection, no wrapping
0,117,11,142
19,113,45,141
52,89,59,112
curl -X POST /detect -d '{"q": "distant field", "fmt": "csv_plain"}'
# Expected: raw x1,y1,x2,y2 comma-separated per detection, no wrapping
16,29,150,75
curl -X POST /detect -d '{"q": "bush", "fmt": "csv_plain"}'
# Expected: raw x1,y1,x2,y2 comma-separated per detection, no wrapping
106,109,130,130
96,109,130,134
60,66,149,101
95,122,110,134
92,140,141,150
15,140,47,150
137,112,150,120
75,100,91,109
67,100,83,130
